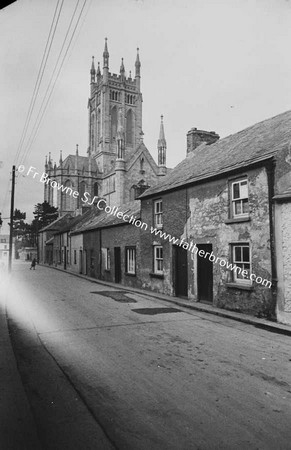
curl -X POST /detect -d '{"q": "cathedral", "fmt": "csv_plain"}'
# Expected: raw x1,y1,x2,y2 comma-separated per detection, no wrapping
44,39,167,215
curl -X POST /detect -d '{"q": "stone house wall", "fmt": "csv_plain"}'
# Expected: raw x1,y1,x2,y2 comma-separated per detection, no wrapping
100,223,142,288
140,165,273,317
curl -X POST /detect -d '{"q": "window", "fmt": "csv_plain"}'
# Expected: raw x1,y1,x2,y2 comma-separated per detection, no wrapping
154,199,163,228
93,182,98,197
126,247,136,274
231,179,249,217
154,246,163,274
74,250,77,264
126,109,133,145
102,248,110,270
232,244,251,284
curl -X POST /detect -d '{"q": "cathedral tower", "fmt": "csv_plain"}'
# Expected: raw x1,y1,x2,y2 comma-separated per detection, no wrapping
88,39,143,175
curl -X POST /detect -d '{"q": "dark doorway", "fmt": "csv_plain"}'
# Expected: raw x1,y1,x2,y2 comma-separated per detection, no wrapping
64,246,67,270
83,250,87,275
114,247,121,283
197,244,213,303
174,246,188,298
79,250,83,274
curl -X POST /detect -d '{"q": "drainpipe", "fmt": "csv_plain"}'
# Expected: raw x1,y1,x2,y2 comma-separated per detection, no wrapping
266,159,277,319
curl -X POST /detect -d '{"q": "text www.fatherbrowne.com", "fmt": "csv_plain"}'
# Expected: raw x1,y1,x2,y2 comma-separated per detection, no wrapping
20,165,272,289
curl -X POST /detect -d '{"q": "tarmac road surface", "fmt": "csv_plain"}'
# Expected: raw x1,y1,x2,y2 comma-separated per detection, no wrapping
3,262,291,449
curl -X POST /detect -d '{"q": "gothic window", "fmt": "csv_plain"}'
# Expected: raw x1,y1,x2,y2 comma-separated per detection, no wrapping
140,157,144,172
93,182,99,197
90,112,96,151
79,181,86,202
97,109,101,145
63,180,73,211
126,109,133,145
111,91,119,101
111,106,117,142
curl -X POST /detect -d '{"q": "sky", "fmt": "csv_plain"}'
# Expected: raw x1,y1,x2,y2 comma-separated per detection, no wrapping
1,0,291,231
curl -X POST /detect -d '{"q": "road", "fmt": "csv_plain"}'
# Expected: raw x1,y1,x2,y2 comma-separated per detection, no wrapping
2,262,291,449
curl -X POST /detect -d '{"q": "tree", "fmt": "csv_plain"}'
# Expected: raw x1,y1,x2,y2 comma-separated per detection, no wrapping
12,209,27,237
33,201,58,230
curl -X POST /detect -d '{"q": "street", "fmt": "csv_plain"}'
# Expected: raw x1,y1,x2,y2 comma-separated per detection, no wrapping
2,262,291,449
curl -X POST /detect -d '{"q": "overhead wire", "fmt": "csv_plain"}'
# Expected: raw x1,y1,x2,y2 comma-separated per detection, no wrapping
14,0,64,166
19,0,88,168
2,0,63,216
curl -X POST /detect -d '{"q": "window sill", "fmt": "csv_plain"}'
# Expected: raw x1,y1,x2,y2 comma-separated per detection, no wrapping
150,272,164,279
226,282,254,291
225,216,251,224
125,272,136,277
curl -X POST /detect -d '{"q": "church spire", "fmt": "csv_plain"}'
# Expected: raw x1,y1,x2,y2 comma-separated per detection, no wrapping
90,56,96,83
158,115,167,149
59,150,63,166
158,115,167,172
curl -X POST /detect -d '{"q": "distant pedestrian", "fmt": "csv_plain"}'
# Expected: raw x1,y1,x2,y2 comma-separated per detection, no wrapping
30,258,36,270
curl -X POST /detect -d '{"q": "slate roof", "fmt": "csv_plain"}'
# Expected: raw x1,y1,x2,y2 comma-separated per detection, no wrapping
53,208,95,234
39,213,72,233
61,155,98,174
140,110,291,198
72,200,141,234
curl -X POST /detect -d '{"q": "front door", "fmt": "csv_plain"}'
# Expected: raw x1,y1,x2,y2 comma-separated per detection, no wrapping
197,244,213,303
64,246,67,270
175,246,188,297
114,247,121,283
83,250,87,275
79,250,83,274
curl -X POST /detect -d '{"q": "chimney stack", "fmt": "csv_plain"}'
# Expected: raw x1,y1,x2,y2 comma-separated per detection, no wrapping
186,128,219,155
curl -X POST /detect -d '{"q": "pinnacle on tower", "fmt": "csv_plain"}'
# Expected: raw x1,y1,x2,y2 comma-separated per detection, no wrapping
90,56,96,82
59,150,63,165
76,144,79,156
97,61,101,78
103,37,109,68
135,47,141,76
120,57,125,81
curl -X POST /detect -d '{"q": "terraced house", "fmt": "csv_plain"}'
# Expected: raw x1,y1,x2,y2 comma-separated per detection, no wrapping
139,111,291,324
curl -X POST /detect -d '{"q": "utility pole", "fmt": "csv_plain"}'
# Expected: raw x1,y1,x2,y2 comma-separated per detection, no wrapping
8,165,16,272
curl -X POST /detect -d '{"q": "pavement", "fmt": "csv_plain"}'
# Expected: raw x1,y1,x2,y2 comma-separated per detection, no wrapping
0,270,42,449
47,263,291,337
0,261,290,449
